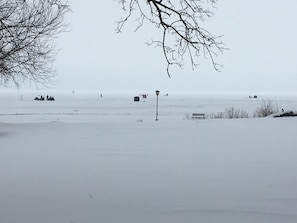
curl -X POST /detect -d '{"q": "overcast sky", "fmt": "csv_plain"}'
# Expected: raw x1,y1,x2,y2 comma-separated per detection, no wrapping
29,0,297,93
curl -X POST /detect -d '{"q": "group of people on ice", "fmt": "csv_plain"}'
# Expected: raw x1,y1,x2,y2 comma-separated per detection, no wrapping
34,95,55,101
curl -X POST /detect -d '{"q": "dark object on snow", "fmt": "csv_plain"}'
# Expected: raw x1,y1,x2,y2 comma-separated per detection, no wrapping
140,94,147,99
273,111,297,118
46,95,55,101
34,95,44,100
34,95,54,101
134,96,140,102
192,113,205,119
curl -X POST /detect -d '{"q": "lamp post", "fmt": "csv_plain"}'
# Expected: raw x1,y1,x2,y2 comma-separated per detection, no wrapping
155,90,160,121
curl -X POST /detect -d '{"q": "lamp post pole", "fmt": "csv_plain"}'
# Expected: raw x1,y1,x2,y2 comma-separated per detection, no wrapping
155,90,160,121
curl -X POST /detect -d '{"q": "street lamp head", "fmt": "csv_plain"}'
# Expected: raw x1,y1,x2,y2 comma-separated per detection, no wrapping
155,90,160,96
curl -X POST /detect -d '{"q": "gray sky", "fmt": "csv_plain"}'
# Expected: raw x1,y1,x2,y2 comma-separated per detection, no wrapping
49,0,297,93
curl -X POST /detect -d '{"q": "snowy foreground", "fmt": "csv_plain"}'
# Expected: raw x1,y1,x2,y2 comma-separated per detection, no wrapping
1,90,297,223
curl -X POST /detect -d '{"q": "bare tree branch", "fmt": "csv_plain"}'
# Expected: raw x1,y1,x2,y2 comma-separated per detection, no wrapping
117,0,226,76
0,0,70,86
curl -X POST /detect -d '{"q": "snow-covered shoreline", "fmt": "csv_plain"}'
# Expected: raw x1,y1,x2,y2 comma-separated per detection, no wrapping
1,91,297,222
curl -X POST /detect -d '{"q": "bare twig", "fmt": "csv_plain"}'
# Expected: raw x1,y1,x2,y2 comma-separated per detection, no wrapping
117,0,226,76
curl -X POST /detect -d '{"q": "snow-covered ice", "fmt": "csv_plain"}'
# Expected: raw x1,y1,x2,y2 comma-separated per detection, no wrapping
1,90,297,223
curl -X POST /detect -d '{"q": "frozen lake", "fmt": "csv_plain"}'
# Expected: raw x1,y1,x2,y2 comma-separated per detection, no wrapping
1,90,297,123
1,90,297,223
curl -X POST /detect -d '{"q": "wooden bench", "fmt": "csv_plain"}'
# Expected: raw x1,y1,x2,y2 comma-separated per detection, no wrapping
192,113,205,120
